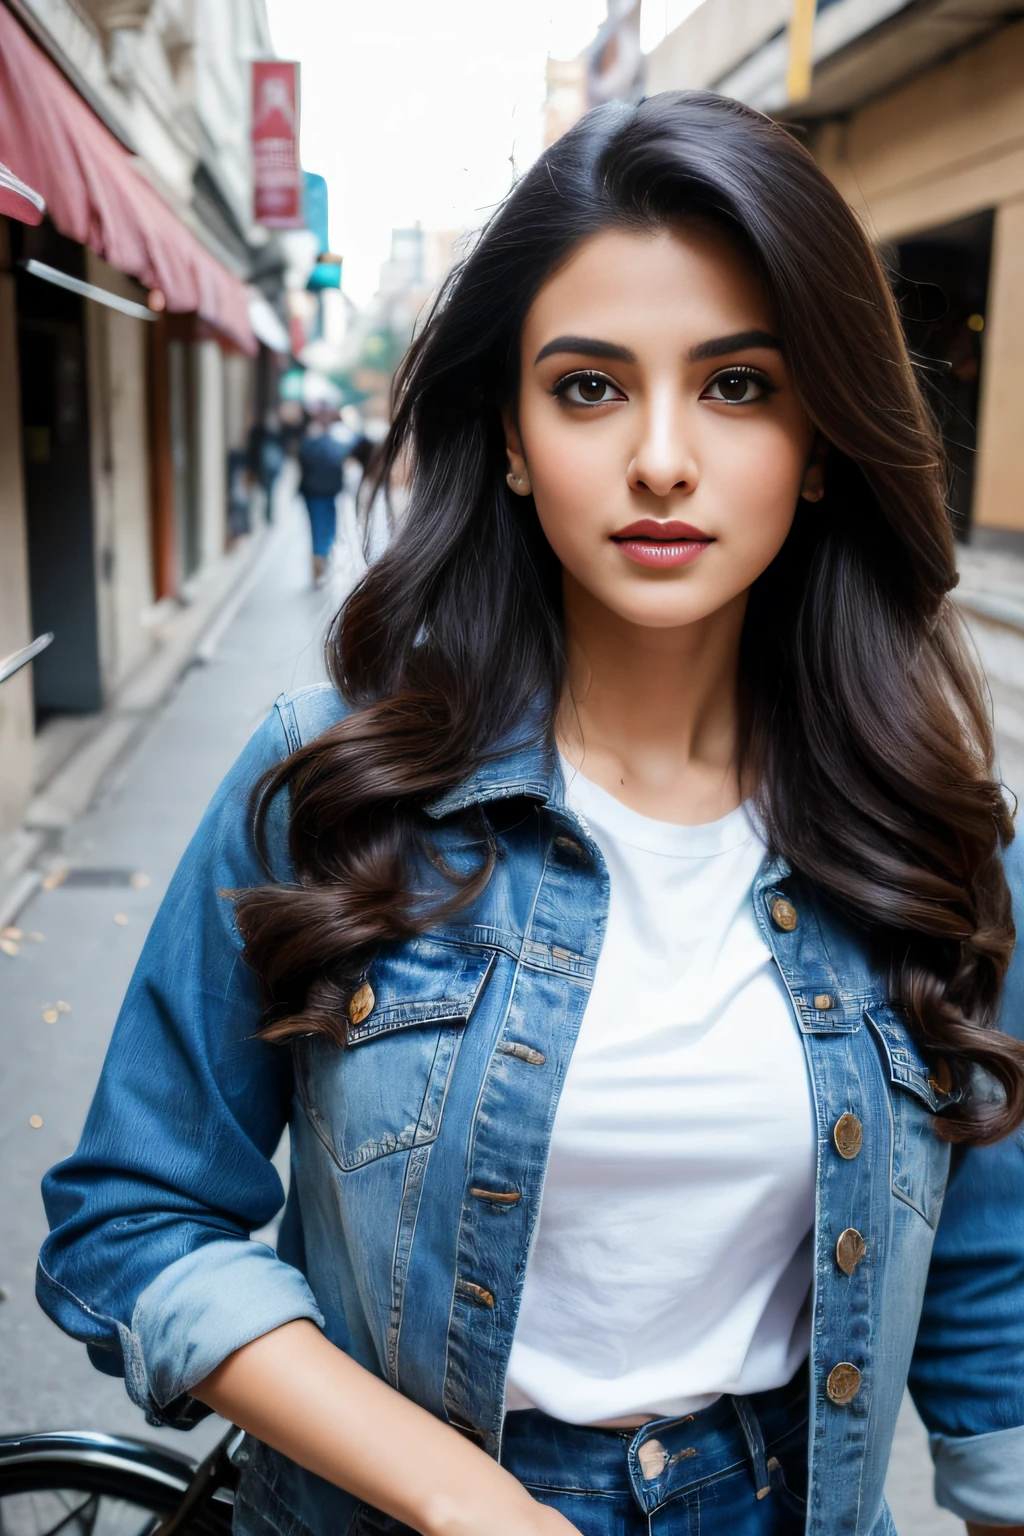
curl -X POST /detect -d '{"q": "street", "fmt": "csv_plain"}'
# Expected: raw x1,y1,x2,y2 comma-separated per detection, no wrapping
3,490,1024,1534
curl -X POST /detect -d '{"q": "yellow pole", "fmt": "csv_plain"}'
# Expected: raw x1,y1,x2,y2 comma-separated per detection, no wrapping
786,0,817,103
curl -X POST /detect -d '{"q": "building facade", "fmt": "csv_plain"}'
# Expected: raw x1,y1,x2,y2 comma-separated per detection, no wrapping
646,0,1024,543
0,0,288,855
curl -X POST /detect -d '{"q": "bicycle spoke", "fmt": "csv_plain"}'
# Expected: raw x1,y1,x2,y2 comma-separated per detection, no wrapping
39,1494,97,1536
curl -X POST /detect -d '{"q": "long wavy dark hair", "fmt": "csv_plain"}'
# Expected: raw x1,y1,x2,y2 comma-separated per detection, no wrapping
236,91,1023,1144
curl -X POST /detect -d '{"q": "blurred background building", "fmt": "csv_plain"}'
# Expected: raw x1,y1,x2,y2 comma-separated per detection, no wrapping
544,0,642,146
0,0,293,860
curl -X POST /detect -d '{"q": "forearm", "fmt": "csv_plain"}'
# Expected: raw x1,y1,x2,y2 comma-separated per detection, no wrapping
193,1319,556,1536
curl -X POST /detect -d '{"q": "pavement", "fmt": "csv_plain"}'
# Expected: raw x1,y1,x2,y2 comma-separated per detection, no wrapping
2,506,1023,1531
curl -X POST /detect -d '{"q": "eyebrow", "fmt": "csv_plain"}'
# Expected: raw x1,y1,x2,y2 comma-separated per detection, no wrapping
689,329,782,360
533,328,783,367
534,335,635,365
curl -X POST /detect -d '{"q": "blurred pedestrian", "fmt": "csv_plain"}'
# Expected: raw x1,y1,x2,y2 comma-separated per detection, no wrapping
246,412,285,523
225,446,250,543
298,411,350,585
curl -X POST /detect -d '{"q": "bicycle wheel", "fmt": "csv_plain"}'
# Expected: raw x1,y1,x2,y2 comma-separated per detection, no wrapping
0,1432,233,1536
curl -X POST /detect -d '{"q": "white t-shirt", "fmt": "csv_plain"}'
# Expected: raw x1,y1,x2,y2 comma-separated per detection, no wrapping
504,761,816,1425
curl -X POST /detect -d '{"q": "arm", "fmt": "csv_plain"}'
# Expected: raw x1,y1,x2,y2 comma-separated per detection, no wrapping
195,1320,578,1536
908,1130,1024,1530
36,708,322,1425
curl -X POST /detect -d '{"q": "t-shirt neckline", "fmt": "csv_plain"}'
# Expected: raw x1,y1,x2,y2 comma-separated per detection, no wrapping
558,755,760,859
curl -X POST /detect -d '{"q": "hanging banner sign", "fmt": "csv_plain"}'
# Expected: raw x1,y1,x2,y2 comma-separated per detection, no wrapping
252,61,303,228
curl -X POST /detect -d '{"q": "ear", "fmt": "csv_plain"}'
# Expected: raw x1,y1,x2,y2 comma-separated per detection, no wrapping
800,433,830,503
501,406,532,496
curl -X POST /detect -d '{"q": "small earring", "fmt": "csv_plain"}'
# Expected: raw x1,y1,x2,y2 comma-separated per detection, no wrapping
506,470,530,494
801,479,824,503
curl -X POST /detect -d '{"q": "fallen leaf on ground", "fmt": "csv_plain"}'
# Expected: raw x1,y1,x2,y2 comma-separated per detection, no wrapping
27,932,44,943
113,913,129,925
1,926,22,941
56,1000,70,1012
0,939,18,957
42,1009,59,1024
42,870,68,891
130,872,151,890
29,1115,42,1129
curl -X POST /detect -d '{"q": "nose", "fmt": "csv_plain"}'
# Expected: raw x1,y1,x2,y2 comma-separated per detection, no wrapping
627,389,699,499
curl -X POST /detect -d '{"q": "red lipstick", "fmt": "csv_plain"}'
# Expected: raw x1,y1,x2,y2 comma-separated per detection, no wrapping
611,519,714,569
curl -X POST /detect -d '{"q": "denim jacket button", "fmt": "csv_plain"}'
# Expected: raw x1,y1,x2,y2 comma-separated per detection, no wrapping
833,1113,863,1160
826,1362,862,1404
348,983,375,1025
836,1228,867,1275
770,897,798,932
813,993,833,1011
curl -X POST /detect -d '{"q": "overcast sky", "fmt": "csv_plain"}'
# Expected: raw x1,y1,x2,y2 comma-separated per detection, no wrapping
264,1,709,305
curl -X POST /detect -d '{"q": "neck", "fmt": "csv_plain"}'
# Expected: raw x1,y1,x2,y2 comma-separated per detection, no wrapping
555,573,747,824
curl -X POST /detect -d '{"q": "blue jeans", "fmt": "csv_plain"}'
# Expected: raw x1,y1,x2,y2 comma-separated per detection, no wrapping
499,1376,809,1535
304,494,337,558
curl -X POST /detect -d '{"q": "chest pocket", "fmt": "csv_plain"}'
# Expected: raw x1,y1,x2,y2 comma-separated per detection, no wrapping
295,942,496,1172
866,1004,962,1227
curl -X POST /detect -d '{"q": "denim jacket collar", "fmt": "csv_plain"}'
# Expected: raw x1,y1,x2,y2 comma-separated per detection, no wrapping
423,702,559,819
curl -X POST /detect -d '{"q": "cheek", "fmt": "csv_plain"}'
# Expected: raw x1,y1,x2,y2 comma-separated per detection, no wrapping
708,419,807,550
521,411,612,562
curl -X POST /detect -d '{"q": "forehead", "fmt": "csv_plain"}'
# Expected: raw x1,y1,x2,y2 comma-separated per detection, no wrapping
522,224,773,348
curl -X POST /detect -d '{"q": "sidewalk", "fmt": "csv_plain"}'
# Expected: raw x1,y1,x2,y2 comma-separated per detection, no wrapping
0,476,298,932
956,539,1024,634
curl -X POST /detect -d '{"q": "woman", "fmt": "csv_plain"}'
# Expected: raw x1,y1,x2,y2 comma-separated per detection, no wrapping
38,93,1024,1536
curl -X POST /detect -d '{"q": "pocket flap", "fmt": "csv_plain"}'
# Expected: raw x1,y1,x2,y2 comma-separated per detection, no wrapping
347,944,496,1046
865,1004,963,1111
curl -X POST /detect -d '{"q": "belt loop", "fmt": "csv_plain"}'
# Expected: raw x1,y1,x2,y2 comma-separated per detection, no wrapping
731,1395,772,1500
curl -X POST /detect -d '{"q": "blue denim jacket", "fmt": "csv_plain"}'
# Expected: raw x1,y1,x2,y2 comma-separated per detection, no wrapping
38,684,1024,1536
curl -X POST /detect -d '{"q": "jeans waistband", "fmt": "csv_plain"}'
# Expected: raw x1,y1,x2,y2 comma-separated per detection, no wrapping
500,1372,810,1517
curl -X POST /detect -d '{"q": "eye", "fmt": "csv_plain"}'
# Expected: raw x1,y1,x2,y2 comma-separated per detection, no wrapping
703,368,775,404
554,371,624,407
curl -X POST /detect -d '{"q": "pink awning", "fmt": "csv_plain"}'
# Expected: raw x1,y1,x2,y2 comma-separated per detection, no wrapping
0,5,256,354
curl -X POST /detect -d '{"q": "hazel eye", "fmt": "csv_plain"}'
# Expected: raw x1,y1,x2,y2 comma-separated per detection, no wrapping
558,372,622,406
704,369,770,404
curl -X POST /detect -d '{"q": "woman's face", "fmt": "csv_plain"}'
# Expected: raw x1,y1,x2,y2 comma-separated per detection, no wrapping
506,223,817,632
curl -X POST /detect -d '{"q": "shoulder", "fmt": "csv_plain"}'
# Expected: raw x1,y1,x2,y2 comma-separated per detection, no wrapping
272,682,352,753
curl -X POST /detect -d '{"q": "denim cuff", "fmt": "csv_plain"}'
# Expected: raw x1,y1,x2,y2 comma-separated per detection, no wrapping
126,1238,325,1413
931,1423,1024,1524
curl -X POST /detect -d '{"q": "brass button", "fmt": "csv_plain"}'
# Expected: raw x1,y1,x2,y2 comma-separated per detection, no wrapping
813,993,833,1011
833,1112,863,1160
928,1058,952,1096
348,982,375,1025
826,1362,862,1405
836,1228,867,1275
770,897,798,932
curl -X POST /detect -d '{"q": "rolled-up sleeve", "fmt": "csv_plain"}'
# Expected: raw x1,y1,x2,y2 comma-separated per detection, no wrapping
910,1130,1024,1522
906,836,1024,1522
37,704,323,1427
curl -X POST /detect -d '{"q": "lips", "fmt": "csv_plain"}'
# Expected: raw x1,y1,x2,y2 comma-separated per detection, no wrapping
610,519,714,569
